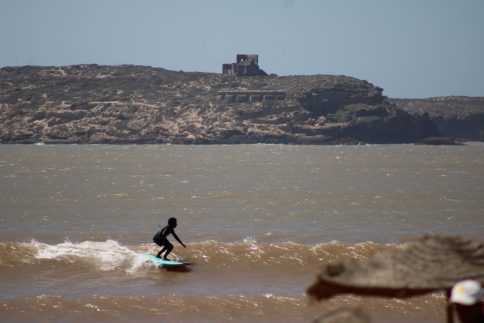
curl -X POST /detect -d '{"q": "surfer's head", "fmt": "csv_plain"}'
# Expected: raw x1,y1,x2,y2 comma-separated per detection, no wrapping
168,217,177,228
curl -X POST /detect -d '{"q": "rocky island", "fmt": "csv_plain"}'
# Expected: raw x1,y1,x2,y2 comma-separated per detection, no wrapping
1,56,482,144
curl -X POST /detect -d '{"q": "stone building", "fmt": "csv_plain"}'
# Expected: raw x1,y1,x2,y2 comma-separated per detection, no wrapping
222,54,267,76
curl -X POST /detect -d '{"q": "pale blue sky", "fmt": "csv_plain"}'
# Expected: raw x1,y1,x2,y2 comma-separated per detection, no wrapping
1,0,483,98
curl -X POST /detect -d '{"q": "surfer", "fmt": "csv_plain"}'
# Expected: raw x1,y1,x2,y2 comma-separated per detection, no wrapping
153,217,186,260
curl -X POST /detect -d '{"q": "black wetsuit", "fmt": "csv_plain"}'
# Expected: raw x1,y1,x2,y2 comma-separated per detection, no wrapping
153,225,175,258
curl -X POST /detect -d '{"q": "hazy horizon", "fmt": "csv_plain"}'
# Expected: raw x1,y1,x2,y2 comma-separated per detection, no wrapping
1,0,483,98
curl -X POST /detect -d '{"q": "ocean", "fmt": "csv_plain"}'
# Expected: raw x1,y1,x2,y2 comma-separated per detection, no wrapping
1,144,483,322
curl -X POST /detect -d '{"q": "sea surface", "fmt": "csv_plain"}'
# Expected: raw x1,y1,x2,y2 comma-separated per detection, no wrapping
1,144,483,322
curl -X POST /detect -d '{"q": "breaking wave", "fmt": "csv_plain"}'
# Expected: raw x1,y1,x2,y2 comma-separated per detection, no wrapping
0,238,398,273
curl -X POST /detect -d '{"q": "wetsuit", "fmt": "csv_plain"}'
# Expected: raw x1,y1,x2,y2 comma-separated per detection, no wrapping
153,225,175,258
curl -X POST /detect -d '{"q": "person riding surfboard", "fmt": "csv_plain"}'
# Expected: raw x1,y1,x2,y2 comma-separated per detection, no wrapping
153,217,186,260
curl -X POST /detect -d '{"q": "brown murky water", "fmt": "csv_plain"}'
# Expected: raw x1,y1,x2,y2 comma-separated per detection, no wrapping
1,144,483,322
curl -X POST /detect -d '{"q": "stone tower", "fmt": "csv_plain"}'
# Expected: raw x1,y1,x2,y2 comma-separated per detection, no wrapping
222,54,267,76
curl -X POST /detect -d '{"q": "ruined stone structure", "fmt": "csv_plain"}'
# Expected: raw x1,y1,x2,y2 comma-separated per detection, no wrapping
217,90,285,102
222,54,267,76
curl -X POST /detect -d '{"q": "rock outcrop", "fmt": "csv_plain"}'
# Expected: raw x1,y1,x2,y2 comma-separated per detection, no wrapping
391,96,484,141
0,65,442,144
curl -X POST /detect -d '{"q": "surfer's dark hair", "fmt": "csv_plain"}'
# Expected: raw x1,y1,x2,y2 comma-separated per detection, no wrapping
168,217,177,225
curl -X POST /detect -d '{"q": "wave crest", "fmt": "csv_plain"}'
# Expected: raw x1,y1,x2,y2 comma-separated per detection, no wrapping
0,239,398,272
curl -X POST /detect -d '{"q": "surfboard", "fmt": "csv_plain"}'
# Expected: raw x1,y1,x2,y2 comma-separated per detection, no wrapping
142,253,191,266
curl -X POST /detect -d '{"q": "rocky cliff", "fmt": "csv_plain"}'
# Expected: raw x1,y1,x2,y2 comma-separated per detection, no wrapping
391,97,484,141
0,65,446,144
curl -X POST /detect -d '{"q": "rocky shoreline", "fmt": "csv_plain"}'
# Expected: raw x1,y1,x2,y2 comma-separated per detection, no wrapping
391,96,484,142
1,65,482,145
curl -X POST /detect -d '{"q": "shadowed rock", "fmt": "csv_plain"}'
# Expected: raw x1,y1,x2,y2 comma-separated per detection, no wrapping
391,97,484,141
307,235,484,300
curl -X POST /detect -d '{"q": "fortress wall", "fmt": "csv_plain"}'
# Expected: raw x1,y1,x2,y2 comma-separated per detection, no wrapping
218,91,286,103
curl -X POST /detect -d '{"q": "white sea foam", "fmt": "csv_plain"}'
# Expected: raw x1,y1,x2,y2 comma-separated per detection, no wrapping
31,239,154,272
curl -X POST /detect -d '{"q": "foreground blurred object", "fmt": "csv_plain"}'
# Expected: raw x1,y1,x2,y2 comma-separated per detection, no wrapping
307,235,484,323
312,306,371,323
450,280,484,323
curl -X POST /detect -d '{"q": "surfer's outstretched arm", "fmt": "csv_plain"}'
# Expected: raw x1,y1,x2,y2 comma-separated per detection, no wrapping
173,232,186,248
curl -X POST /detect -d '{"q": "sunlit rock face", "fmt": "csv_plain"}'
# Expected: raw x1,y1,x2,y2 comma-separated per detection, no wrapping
0,65,443,144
